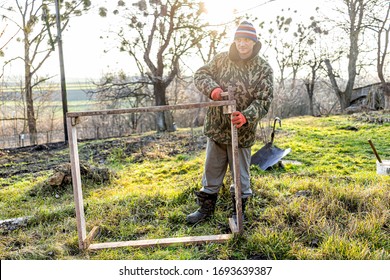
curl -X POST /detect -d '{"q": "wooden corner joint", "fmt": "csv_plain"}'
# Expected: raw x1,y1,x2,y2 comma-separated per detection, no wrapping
83,226,100,249
71,116,81,126
221,92,235,114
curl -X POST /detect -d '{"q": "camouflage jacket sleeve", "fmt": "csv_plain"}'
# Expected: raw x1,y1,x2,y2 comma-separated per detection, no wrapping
193,53,225,98
242,61,274,124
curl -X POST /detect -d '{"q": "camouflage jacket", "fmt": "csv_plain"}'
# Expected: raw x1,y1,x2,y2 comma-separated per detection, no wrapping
193,42,273,148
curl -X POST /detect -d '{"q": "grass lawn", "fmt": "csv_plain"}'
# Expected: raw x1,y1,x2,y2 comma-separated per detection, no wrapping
0,114,389,260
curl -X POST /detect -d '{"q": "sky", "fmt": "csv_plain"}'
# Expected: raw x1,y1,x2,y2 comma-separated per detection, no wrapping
1,0,327,83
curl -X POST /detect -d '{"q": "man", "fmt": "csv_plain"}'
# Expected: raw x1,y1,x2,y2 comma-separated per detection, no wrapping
186,21,273,224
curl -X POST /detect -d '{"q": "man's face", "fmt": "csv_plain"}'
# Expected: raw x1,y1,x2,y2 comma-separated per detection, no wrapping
234,38,256,58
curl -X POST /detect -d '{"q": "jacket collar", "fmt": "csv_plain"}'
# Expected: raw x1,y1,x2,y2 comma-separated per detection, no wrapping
228,41,262,62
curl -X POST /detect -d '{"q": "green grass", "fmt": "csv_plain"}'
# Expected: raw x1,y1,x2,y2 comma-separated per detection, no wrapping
0,115,389,260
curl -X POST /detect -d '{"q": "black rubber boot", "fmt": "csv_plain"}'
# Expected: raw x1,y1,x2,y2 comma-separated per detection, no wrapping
231,193,247,223
186,191,218,224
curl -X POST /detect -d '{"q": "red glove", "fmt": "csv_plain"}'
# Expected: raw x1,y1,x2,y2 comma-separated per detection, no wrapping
231,111,247,128
210,87,223,101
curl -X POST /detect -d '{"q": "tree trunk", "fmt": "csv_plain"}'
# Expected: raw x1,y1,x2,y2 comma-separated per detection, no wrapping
25,80,37,145
154,81,166,132
324,59,345,110
344,31,359,110
154,81,175,132
339,90,349,111
24,39,37,145
304,62,320,116
323,0,366,112
305,82,314,116
384,94,390,110
383,83,390,110
164,111,175,132
378,4,389,109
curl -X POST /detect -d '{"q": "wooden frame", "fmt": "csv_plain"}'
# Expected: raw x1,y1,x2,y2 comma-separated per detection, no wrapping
67,87,243,250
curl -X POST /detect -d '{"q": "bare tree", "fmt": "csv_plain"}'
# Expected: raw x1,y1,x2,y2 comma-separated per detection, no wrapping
324,0,379,111
259,11,295,88
257,8,328,115
301,16,331,116
2,0,91,144
0,4,19,79
304,59,322,116
370,1,389,108
100,0,214,132
88,71,154,131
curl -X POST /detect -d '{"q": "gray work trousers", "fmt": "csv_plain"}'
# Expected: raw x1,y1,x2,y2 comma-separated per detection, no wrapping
201,138,252,198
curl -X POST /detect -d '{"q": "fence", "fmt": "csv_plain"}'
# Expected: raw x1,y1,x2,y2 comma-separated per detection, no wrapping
0,109,202,149
0,131,65,149
0,126,136,149
0,116,146,149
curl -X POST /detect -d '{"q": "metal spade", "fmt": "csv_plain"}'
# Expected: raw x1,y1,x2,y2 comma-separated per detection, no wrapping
250,117,291,170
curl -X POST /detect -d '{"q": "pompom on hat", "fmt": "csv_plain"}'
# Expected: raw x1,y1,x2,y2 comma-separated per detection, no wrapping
234,21,258,42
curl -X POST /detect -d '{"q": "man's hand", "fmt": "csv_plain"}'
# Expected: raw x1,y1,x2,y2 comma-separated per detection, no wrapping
231,111,247,128
210,87,223,101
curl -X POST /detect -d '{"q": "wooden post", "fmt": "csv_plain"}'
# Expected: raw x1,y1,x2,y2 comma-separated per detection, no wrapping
225,86,243,234
67,117,87,249
231,92,243,234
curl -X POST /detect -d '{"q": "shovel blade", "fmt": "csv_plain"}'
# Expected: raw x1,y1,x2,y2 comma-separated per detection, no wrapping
251,143,291,170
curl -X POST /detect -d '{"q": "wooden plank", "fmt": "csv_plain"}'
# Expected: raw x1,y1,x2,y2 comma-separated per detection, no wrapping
67,101,235,118
88,234,233,250
228,86,243,234
67,117,87,249
84,226,100,249
228,218,239,234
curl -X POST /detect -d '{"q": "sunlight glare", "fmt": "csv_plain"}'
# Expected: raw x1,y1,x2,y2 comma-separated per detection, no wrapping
202,0,237,25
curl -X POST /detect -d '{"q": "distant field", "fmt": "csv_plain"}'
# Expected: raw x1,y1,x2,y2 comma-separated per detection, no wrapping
1,82,93,91
1,95,100,113
0,83,104,114
1,82,139,114
51,100,103,112
1,83,96,102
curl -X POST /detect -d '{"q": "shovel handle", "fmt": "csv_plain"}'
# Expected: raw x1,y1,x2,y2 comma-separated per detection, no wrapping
368,139,382,163
271,117,281,144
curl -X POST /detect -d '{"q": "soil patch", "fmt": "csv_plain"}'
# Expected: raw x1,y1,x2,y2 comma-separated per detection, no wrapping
0,132,207,179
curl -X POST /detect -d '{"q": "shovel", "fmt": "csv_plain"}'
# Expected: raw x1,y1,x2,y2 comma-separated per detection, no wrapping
250,117,291,170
